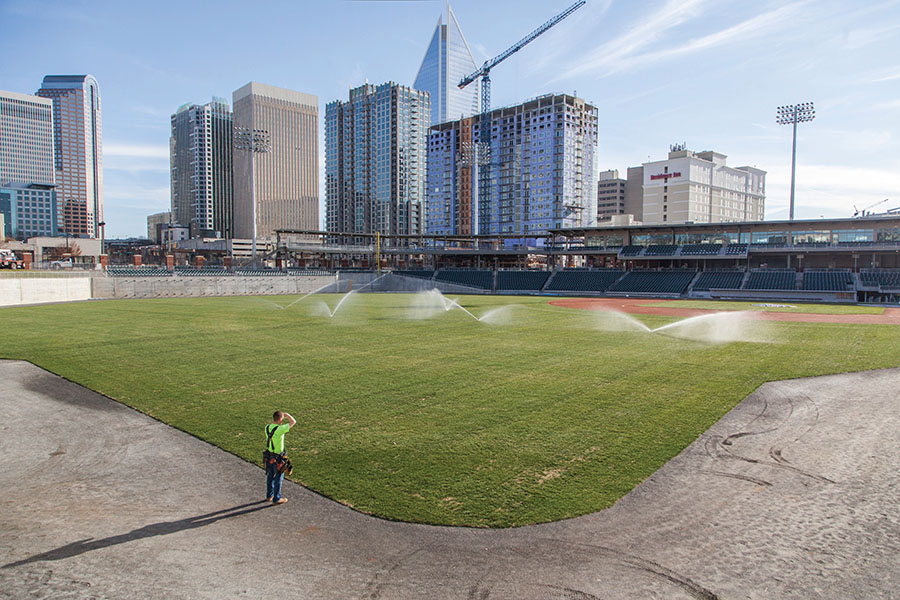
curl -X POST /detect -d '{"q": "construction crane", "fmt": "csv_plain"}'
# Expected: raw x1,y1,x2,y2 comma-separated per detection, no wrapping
457,1,586,234
854,198,889,217
458,0,586,117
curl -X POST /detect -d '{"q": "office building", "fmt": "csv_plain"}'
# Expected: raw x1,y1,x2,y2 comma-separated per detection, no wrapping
35,75,103,238
640,147,765,225
147,211,171,244
414,3,479,125
624,166,644,221
325,82,429,239
597,169,626,220
232,82,318,241
1,90,59,240
170,98,233,237
427,93,597,238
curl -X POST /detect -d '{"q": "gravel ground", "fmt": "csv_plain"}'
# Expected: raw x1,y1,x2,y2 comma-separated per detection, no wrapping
1,360,898,599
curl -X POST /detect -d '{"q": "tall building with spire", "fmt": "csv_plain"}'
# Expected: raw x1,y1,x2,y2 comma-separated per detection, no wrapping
35,75,103,238
414,3,480,126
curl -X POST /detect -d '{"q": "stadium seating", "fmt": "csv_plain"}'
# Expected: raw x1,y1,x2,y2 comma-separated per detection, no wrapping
394,270,435,280
860,270,900,289
745,270,796,290
801,270,854,291
496,270,550,291
545,270,624,292
681,243,722,255
691,271,745,291
434,270,493,289
174,266,230,277
234,268,287,276
285,269,333,276
619,245,644,257
106,266,172,277
644,244,678,256
724,243,749,255
608,270,697,295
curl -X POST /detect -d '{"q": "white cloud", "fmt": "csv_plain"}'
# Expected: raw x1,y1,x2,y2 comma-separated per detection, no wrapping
104,144,169,159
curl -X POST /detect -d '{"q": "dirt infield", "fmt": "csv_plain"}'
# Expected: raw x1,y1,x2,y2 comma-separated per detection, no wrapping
549,297,900,324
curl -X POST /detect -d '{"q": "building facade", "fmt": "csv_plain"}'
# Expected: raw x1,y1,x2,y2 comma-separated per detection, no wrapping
640,148,765,225
427,93,597,239
232,82,318,241
325,82,429,240
414,3,479,125
0,90,59,240
147,211,171,244
169,98,233,237
597,169,626,220
35,75,103,238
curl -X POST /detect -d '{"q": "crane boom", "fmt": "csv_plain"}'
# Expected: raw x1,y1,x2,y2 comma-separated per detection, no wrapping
458,1,586,90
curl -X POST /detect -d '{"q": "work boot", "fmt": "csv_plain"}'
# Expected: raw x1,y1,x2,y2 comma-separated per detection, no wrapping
274,498,287,505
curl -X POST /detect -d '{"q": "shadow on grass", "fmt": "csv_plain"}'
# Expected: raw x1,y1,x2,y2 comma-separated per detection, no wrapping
3,501,272,568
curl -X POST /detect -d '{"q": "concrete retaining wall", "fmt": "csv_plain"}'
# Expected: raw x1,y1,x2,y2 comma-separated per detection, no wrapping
0,277,93,307
339,272,490,294
92,275,339,299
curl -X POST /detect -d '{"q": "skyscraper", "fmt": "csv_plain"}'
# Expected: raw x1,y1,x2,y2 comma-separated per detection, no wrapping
0,90,59,239
170,98,233,237
325,82,429,240
35,75,103,238
232,82,318,241
428,94,598,239
414,3,479,126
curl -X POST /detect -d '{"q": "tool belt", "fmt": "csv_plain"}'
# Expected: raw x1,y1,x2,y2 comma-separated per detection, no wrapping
263,450,293,476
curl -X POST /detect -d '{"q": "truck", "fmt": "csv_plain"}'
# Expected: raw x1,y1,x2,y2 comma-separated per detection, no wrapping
0,248,23,269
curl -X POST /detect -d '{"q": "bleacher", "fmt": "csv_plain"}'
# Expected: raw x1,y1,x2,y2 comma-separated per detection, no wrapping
106,266,172,277
496,270,550,291
394,270,435,280
608,270,697,295
681,243,722,255
174,266,229,277
725,243,749,255
802,270,854,291
860,270,900,290
434,269,493,289
545,270,624,292
691,271,745,291
644,244,678,256
619,245,644,257
745,270,796,290
234,268,287,277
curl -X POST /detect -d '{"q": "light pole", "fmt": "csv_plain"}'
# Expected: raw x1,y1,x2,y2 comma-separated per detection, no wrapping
233,126,271,266
776,102,815,221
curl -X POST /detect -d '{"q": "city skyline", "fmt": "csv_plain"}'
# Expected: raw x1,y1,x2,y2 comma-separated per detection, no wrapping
1,0,898,238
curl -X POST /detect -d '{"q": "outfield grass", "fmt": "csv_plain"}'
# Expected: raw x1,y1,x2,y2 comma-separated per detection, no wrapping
645,299,887,314
2,294,898,527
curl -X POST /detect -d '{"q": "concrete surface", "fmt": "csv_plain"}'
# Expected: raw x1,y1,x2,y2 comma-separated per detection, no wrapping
1,360,898,599
0,277,92,307
92,275,338,300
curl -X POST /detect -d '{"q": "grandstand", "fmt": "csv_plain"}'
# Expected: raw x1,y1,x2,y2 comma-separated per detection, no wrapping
644,244,678,256
860,270,900,290
544,270,624,293
106,266,172,277
691,271,745,291
802,270,854,291
496,270,550,292
681,244,722,256
745,270,796,290
434,270,493,290
608,270,697,295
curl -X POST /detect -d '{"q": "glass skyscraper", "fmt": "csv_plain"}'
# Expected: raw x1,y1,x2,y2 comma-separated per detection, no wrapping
325,82,429,240
169,98,233,237
35,75,103,238
414,3,479,126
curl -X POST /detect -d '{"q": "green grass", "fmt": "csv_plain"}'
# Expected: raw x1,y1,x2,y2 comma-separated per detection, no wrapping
2,294,898,527
644,299,887,314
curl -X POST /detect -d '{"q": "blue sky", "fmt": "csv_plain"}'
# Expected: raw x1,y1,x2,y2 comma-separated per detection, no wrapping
2,0,899,238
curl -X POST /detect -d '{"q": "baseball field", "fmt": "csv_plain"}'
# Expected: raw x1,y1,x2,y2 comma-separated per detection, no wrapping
2,293,898,527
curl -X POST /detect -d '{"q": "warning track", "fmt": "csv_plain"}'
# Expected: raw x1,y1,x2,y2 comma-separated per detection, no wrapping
549,297,900,324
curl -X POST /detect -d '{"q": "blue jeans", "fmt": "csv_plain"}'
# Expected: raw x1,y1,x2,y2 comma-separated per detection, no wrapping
266,461,285,501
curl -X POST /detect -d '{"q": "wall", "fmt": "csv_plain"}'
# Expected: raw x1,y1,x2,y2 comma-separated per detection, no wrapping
0,276,93,306
92,275,338,299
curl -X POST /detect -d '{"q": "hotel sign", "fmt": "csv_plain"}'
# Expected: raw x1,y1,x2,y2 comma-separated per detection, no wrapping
650,172,681,181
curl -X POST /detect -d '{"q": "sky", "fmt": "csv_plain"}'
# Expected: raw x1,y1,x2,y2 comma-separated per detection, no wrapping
1,0,899,238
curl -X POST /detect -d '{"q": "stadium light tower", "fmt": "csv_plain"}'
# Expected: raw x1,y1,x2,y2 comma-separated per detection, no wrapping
233,127,271,266
776,102,815,221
